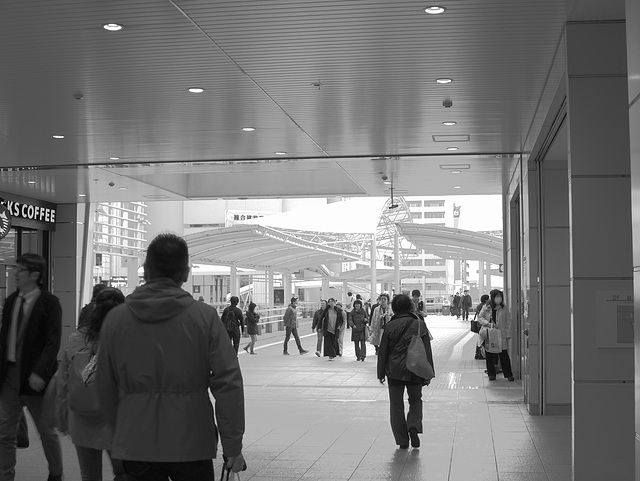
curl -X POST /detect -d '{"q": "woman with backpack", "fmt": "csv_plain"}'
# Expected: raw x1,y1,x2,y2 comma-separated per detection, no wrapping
60,287,126,481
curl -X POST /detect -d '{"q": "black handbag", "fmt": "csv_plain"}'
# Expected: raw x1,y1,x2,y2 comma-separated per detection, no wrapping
470,312,481,333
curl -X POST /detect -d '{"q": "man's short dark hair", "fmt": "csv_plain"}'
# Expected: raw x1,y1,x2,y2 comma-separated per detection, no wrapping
391,294,412,314
230,296,239,306
411,289,421,297
144,233,189,284
16,253,46,284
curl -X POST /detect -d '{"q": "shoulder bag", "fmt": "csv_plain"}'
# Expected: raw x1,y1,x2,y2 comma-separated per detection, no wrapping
405,316,435,381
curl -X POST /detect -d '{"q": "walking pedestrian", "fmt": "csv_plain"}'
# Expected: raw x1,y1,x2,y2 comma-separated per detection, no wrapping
348,300,368,361
221,296,244,354
478,290,514,381
311,300,327,357
0,253,64,481
243,302,260,355
97,233,246,480
461,290,473,321
283,297,308,355
368,293,392,355
377,294,434,449
61,287,127,481
322,298,343,359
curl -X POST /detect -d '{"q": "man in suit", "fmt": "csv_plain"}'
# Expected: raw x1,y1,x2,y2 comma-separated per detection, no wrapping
0,253,63,481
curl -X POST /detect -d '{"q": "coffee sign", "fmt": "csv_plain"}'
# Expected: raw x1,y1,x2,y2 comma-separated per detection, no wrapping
0,193,57,231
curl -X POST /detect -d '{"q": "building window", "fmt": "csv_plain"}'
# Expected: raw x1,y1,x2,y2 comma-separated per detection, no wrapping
406,201,422,208
424,200,445,207
424,212,445,219
411,212,422,219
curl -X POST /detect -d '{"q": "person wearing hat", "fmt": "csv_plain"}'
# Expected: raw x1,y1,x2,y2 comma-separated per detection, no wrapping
282,297,308,355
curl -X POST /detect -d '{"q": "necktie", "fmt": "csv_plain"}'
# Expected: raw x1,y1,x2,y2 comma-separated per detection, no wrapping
16,296,25,331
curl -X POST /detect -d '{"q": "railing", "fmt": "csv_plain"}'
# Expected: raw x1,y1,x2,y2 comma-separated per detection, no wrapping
211,302,317,334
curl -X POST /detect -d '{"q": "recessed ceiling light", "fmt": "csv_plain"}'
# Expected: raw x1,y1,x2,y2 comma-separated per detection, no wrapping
242,127,255,132
274,151,287,155
436,78,453,84
78,193,86,197
451,170,461,174
27,181,36,184
383,181,392,185
442,121,457,126
447,147,459,151
453,186,462,189
109,156,120,160
52,135,64,139
103,23,123,31
188,87,204,93
119,187,128,190
425,6,447,14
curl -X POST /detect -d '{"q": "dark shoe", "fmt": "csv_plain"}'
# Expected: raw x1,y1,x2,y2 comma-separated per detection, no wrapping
409,428,420,448
398,444,409,449
508,376,515,381
250,352,258,355
329,357,335,361
315,351,321,357
243,346,250,353
488,376,496,381
361,357,365,361
47,476,62,481
300,350,309,355
337,353,342,357
283,351,290,355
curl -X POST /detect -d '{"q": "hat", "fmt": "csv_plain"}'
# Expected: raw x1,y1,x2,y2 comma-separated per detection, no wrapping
290,296,298,304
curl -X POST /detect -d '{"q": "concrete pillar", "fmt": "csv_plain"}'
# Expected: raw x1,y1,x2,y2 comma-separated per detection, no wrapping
626,0,640,475
283,273,292,304
230,265,238,297
267,269,274,305
478,262,485,294
321,277,330,300
394,231,400,295
51,204,83,354
370,235,377,300
485,262,492,291
342,280,348,303
566,20,633,480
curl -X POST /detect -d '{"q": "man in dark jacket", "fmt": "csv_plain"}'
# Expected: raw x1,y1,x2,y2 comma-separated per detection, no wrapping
311,300,327,357
97,233,246,480
282,297,308,355
461,290,473,321
0,253,63,481
377,294,434,450
221,296,245,354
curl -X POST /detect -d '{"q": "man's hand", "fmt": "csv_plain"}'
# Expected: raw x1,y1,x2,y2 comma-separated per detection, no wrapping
379,378,385,385
226,452,247,473
28,373,46,392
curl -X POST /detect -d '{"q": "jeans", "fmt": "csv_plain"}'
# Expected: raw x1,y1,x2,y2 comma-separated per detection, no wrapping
485,349,513,378
353,339,367,359
337,327,345,355
244,334,257,353
0,365,63,481
123,459,213,481
283,327,304,353
315,329,323,353
387,379,423,447
226,329,240,353
75,446,127,481
462,307,470,320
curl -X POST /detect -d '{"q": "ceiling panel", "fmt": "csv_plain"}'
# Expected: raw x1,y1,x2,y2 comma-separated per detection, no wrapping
0,0,569,203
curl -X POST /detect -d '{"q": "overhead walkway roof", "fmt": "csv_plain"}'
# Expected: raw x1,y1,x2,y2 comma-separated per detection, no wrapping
395,223,503,264
185,224,360,272
335,267,442,282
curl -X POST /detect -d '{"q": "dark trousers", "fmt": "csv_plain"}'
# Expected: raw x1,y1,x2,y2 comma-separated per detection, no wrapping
461,307,470,320
485,349,513,378
123,459,213,481
323,331,339,357
387,379,423,446
227,329,240,353
283,327,303,353
353,339,366,359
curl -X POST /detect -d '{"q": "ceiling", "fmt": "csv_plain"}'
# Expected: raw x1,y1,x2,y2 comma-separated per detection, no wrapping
0,0,577,205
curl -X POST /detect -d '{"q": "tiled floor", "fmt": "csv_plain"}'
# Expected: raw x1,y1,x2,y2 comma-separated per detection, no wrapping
16,315,572,480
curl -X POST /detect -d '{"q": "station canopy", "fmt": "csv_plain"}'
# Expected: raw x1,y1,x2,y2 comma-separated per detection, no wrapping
395,223,503,264
185,224,360,272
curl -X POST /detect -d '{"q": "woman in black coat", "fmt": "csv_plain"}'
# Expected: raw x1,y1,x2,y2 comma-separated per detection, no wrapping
377,294,434,449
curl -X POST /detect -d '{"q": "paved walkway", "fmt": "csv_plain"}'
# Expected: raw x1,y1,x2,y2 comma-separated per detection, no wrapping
16,315,572,481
